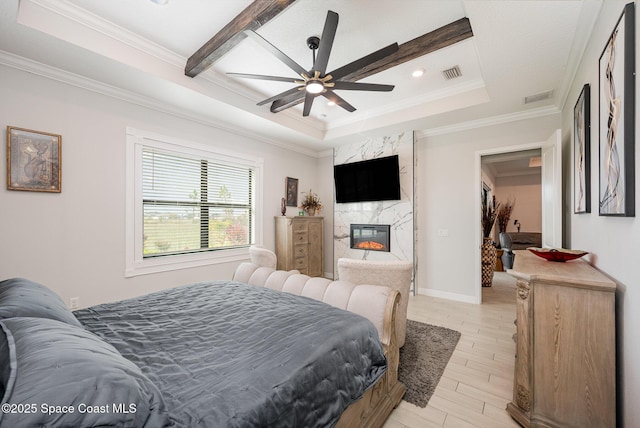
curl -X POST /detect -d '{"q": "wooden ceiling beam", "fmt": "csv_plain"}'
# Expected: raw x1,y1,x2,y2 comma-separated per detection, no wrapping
270,17,473,113
185,0,297,78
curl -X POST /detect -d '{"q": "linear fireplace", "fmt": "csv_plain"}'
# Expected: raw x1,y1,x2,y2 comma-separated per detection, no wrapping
350,224,391,252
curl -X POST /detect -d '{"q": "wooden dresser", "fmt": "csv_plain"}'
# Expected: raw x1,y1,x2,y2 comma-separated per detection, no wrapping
274,216,323,277
506,250,616,428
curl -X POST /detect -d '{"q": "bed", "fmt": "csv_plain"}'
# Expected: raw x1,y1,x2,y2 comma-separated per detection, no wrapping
0,271,403,427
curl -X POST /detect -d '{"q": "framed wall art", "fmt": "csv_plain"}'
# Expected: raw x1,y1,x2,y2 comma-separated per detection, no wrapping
285,176,298,207
7,126,62,193
598,2,635,216
574,83,591,214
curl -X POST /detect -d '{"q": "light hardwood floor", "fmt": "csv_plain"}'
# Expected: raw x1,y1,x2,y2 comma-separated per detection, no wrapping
384,272,520,428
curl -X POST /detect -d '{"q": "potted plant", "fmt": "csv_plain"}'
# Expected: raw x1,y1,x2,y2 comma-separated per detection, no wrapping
299,189,323,216
481,195,500,287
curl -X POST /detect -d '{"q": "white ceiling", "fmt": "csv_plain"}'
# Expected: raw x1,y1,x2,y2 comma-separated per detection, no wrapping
482,149,542,179
0,0,601,153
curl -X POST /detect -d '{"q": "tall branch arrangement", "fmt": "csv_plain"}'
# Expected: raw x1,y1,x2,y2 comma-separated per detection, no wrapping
481,195,500,238
496,197,516,233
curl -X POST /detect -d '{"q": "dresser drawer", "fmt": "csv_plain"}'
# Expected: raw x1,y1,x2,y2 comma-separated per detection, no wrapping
294,245,308,258
294,257,307,269
292,221,308,233
294,231,308,244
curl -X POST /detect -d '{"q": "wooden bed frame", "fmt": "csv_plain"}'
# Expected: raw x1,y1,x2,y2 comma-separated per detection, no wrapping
336,291,406,427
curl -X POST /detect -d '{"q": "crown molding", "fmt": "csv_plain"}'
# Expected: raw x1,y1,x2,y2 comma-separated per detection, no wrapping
23,0,184,67
0,50,322,158
557,0,603,112
414,105,560,139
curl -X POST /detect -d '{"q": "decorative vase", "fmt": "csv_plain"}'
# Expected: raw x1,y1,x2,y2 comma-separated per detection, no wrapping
306,207,316,216
481,237,497,287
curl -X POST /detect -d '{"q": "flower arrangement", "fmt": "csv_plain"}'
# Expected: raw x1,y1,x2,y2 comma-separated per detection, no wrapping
496,197,516,233
299,189,323,214
481,195,500,238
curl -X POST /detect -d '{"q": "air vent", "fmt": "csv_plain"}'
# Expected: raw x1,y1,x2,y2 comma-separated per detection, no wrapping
524,90,554,104
441,65,462,80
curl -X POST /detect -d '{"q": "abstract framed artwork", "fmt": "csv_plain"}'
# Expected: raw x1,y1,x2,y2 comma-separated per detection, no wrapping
598,2,635,217
285,176,298,207
574,84,590,214
7,126,62,192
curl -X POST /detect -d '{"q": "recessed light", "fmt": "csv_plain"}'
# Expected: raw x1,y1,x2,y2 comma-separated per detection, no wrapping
150,0,169,5
327,101,336,107
411,68,425,78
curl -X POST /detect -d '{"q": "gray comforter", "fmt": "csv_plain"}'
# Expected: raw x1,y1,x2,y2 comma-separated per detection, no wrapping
74,281,387,428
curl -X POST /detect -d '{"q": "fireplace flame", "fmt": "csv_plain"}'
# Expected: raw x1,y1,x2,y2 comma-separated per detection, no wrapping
354,241,386,250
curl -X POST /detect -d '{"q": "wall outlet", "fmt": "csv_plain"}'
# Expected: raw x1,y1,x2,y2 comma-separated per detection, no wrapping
69,297,79,310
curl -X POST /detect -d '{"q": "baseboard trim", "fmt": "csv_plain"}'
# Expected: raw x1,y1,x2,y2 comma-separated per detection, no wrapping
417,288,478,304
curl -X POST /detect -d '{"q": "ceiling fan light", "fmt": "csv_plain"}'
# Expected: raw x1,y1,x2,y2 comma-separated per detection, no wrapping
306,81,324,94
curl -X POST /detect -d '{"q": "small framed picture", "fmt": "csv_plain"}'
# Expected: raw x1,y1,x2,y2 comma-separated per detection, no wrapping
285,177,298,207
7,127,62,192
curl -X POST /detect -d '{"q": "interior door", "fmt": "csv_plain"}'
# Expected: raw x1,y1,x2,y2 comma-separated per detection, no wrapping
541,129,562,248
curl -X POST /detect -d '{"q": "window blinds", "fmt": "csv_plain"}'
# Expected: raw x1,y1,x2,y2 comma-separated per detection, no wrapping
142,147,254,257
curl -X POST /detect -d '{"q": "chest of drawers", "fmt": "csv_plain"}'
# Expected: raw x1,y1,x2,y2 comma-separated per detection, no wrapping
274,216,323,277
507,250,616,427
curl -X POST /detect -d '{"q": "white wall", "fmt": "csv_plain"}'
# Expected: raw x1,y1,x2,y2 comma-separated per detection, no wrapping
562,1,639,425
415,114,561,301
494,174,542,233
0,65,320,308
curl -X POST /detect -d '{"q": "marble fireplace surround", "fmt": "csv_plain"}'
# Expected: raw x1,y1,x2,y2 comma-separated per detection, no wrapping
333,131,415,289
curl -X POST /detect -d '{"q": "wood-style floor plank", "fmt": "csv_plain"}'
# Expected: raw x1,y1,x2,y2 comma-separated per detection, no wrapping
384,272,519,428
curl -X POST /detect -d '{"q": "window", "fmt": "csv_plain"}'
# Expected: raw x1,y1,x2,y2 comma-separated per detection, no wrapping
126,128,263,276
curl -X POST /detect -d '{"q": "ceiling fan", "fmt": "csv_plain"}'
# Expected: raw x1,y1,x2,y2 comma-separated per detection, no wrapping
227,10,399,117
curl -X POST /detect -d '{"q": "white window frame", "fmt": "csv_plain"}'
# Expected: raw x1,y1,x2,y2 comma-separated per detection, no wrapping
125,127,263,277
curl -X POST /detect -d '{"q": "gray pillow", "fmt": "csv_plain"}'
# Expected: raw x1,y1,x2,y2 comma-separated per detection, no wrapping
0,278,82,328
0,317,170,427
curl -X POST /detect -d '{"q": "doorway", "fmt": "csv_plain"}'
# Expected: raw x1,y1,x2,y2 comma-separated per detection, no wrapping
481,149,541,286
473,130,562,304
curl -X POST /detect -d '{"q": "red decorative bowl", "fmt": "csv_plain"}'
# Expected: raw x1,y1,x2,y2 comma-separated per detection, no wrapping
527,247,588,262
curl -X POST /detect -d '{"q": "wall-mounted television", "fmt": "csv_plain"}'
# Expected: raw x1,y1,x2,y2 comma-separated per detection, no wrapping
334,155,401,203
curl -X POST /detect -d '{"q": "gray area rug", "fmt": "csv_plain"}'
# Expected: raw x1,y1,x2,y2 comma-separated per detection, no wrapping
398,320,461,407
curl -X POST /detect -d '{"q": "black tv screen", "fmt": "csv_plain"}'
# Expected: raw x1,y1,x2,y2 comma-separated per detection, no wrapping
334,155,401,203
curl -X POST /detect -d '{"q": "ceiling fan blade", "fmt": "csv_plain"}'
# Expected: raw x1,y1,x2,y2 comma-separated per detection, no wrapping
332,81,395,92
322,90,356,112
329,43,399,81
227,72,299,83
314,10,339,74
244,30,308,77
257,86,303,106
270,91,305,113
302,92,317,117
